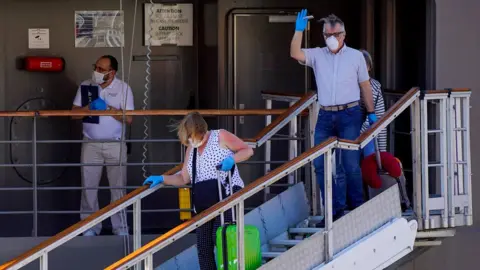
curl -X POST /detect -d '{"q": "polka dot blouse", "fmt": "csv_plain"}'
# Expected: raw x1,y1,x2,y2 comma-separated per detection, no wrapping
186,130,245,195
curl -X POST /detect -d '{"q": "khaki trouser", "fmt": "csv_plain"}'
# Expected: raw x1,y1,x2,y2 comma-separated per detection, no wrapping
80,139,128,234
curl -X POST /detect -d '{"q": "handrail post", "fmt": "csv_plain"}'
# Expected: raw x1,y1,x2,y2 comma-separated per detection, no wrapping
133,198,142,270
388,97,398,154
32,115,38,237
462,94,473,225
308,101,320,216
264,99,272,201
324,148,334,262
39,252,48,270
446,92,455,227
237,200,245,270
439,96,449,228
410,97,423,230
288,101,298,184
144,254,153,270
419,92,430,229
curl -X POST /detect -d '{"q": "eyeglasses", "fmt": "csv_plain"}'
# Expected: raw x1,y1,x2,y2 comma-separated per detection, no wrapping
323,32,344,38
92,64,110,73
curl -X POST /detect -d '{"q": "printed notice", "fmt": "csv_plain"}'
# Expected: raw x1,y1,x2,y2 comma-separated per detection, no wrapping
28,29,50,49
144,3,193,46
75,10,124,48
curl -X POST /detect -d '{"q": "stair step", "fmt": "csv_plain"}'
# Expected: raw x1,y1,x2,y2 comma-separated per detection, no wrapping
262,252,282,259
308,216,324,222
289,227,322,234
269,239,302,246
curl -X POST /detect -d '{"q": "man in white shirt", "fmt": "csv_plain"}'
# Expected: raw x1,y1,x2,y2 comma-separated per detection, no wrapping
72,55,134,236
290,11,377,226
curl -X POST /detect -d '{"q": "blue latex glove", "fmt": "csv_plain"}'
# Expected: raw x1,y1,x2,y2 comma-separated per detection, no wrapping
89,98,107,110
219,156,235,171
143,175,164,188
367,113,377,125
295,9,308,32
88,99,98,110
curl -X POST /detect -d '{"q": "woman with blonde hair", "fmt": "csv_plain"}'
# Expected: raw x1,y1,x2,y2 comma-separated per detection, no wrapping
143,112,254,270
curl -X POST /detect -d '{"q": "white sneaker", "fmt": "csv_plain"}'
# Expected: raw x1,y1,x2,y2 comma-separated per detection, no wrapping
83,230,97,236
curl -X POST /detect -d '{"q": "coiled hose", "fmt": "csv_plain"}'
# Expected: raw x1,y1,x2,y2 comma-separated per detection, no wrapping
141,0,155,179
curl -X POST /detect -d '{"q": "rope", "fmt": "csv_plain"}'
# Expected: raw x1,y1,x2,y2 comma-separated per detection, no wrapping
118,0,130,257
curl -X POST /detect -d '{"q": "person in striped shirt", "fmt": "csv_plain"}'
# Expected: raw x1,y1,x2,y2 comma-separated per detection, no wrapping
359,49,387,152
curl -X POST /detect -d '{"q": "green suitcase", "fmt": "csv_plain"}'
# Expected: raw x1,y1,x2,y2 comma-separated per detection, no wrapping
214,168,262,270
215,223,262,270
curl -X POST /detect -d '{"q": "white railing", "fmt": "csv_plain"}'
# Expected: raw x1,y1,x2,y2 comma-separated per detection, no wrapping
4,88,473,270
418,90,473,229
260,91,304,203
106,87,454,270
0,92,317,270
382,89,472,230
106,138,338,270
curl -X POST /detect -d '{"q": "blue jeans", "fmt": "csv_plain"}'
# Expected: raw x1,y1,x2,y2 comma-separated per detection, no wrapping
314,105,364,216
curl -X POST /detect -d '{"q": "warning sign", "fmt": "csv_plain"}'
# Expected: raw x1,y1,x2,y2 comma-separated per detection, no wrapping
144,3,193,46
28,29,50,49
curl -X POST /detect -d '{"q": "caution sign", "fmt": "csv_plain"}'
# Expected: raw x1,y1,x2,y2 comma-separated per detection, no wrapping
144,3,193,46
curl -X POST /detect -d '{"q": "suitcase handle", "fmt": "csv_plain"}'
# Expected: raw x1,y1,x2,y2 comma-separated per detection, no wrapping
367,122,383,171
373,137,383,170
216,164,235,226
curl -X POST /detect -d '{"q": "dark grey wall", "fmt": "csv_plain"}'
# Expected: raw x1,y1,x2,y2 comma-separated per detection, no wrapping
398,0,480,269
0,0,200,236
0,0,365,237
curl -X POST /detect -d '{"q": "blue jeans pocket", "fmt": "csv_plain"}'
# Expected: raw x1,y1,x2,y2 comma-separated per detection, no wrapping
345,105,360,116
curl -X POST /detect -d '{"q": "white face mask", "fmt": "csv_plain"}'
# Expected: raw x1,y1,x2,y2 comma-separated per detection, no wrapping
188,138,204,148
325,36,339,51
92,70,110,84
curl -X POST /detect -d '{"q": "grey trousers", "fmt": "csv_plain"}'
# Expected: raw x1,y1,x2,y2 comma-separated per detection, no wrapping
80,140,128,234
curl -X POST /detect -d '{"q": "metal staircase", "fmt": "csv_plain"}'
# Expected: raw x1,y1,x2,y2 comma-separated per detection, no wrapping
258,186,416,270
1,88,472,270
158,182,416,270
106,88,470,270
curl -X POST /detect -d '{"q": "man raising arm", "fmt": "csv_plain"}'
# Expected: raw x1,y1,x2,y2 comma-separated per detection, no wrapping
290,11,376,227
290,9,307,63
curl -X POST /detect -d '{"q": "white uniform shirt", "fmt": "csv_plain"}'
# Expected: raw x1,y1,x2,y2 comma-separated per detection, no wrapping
301,45,370,106
73,78,135,140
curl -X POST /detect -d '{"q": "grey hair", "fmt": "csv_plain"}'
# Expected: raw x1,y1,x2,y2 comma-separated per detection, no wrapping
320,14,346,34
360,49,373,73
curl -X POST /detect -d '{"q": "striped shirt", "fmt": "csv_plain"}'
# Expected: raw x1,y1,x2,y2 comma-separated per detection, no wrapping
361,78,387,152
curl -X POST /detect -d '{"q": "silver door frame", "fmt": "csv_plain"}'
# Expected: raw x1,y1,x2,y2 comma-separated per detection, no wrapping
229,9,311,135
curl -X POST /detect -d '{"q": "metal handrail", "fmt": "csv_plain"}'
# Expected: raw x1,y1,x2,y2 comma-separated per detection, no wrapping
106,137,339,270
0,109,290,117
7,88,471,269
1,91,317,270
104,87,424,269
0,164,182,270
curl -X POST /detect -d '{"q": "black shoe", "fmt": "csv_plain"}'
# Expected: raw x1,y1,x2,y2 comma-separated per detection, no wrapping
315,211,344,228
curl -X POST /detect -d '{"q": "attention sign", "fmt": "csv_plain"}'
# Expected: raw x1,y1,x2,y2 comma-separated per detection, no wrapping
144,3,193,46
